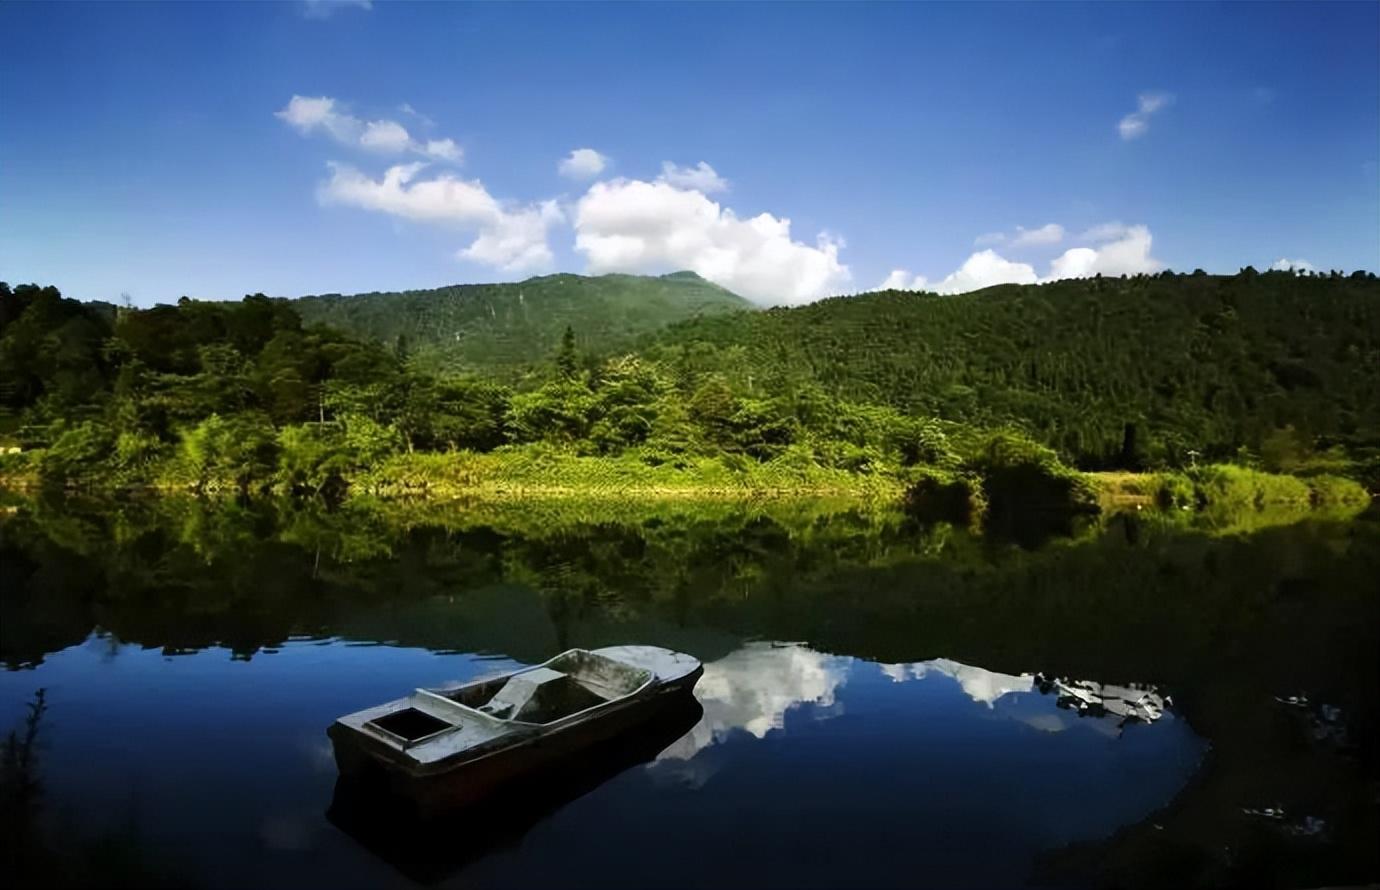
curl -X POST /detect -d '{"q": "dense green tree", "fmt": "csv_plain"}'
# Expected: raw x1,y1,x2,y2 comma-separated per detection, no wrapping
556,325,578,380
506,380,597,445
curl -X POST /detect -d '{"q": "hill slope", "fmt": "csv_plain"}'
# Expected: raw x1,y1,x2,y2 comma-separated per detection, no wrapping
293,271,752,377
638,271,1380,465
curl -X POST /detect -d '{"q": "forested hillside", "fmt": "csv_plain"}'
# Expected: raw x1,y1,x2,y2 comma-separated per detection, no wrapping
292,271,751,377
1,270,1376,505
638,270,1380,467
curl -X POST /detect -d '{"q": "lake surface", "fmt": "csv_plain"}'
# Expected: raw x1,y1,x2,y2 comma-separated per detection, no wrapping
2,495,1377,888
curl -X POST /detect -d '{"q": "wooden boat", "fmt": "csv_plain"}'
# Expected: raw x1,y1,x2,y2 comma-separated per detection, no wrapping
328,645,702,813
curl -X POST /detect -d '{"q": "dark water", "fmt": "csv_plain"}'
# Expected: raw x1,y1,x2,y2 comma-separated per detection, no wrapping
1,495,1377,889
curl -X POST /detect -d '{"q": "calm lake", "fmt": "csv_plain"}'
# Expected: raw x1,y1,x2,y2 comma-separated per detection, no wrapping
2,495,1377,889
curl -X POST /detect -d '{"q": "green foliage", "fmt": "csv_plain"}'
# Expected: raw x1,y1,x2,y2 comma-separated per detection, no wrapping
1302,474,1369,506
339,414,402,467
961,429,1099,517
507,380,598,445
415,378,510,452
274,424,347,495
0,284,114,413
1155,472,1197,509
352,446,905,499
903,468,984,525
1188,464,1312,509
176,413,278,492
37,422,114,484
113,430,165,474
1142,465,1365,511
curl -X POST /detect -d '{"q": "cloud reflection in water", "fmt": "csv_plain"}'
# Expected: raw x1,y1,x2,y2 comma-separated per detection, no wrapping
658,644,1171,775
659,642,851,764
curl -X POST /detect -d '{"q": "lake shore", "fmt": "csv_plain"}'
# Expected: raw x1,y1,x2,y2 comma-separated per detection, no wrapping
2,455,1371,511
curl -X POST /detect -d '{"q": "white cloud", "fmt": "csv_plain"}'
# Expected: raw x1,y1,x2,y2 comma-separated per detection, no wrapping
558,148,610,180
659,161,729,193
1077,221,1131,242
968,223,1063,251
459,200,564,271
1118,91,1174,140
360,119,411,153
276,96,361,143
878,269,929,291
318,162,560,272
301,0,371,19
398,103,435,127
276,95,463,163
931,250,1038,294
1271,257,1316,273
573,177,850,304
1046,225,1162,279
1011,223,1065,247
896,223,1163,296
422,138,462,162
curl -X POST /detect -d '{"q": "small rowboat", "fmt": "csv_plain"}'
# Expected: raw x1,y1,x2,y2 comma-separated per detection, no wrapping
329,645,702,813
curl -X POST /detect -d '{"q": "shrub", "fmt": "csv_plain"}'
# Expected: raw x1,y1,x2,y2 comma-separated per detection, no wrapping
1155,472,1196,509
904,468,984,524
1305,474,1370,506
1189,465,1311,509
275,424,350,496
38,421,114,483
964,430,1099,516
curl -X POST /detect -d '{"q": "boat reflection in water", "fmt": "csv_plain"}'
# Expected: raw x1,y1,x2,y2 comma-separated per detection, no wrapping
327,695,705,884
875,655,1169,732
1034,673,1167,727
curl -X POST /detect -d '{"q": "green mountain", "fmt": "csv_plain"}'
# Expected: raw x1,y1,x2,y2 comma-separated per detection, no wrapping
638,270,1380,465
292,271,752,377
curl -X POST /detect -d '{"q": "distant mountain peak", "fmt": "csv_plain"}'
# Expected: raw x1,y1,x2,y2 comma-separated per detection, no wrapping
291,272,752,377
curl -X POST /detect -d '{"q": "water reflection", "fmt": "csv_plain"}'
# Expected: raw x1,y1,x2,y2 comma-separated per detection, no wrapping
1035,675,1166,726
327,643,1203,888
0,494,1377,887
660,642,850,763
879,657,1033,705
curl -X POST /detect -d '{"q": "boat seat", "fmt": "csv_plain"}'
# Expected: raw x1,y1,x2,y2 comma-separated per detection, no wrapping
479,667,568,719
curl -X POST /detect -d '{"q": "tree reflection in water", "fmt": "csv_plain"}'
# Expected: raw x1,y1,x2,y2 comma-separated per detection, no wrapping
0,689,186,889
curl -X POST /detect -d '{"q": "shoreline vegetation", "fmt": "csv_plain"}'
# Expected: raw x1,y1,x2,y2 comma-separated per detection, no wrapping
2,271,1377,525
0,450,1369,525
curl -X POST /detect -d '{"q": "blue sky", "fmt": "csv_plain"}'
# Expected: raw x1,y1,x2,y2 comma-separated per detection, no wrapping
2,1,1376,306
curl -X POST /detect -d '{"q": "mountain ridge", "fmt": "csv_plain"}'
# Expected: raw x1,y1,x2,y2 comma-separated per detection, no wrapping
292,271,753,377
